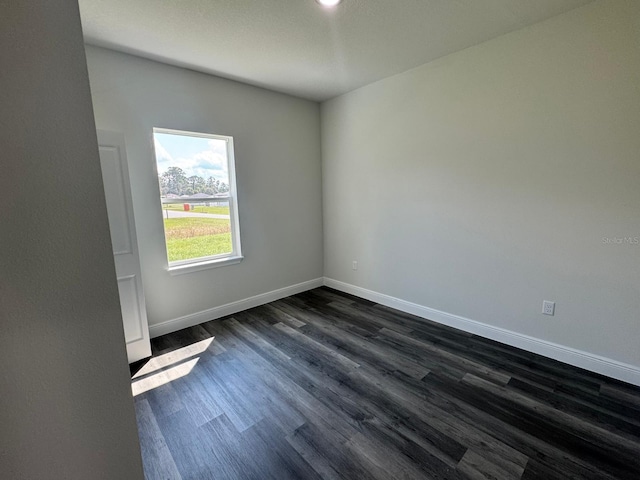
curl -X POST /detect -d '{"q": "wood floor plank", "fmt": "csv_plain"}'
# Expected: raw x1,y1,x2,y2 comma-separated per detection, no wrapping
135,398,182,480
293,309,432,379
460,373,640,478
134,287,640,480
317,299,415,335
377,326,511,384
172,365,224,428
239,419,323,480
351,420,468,480
456,449,525,480
348,365,529,477
288,422,378,480
421,372,625,480
152,409,234,479
272,321,361,371
197,355,264,432
262,303,307,328
507,376,640,441
285,426,345,480
143,381,185,419
218,316,361,441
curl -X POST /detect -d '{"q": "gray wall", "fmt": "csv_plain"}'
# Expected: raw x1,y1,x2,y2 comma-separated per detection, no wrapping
0,1,144,479
85,46,324,328
322,0,640,367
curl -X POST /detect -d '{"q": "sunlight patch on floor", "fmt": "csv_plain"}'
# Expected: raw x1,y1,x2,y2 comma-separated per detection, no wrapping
131,337,214,396
133,337,214,379
132,357,199,396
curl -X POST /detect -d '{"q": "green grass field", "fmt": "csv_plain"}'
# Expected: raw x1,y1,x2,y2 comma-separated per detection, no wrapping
163,205,230,215
163,217,232,261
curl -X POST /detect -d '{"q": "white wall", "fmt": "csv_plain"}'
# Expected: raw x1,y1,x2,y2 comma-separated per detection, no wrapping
85,46,324,329
322,0,640,369
0,2,144,479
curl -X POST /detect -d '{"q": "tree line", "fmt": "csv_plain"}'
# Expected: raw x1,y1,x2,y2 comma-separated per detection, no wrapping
159,166,229,196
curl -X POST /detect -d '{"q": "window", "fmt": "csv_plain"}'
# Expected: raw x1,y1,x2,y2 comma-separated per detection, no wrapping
152,128,242,273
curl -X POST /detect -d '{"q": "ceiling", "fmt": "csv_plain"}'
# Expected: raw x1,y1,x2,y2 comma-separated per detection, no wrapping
79,0,596,102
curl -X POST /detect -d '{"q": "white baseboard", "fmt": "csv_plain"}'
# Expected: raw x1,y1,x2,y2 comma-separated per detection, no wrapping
149,278,324,338
324,278,640,387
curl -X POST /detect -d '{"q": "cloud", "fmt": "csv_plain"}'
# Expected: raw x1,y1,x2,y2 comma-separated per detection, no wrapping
154,138,174,173
154,138,173,162
157,138,229,182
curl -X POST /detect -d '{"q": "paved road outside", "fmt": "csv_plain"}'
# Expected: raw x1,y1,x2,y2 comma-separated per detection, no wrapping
163,209,230,220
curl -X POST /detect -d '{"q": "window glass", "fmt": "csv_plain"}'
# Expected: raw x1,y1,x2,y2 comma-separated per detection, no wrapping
153,128,241,269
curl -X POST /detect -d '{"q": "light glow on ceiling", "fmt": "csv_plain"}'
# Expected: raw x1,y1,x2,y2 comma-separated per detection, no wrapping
316,0,342,7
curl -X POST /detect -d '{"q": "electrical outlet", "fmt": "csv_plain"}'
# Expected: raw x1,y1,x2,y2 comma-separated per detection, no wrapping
542,300,555,316
352,261,358,271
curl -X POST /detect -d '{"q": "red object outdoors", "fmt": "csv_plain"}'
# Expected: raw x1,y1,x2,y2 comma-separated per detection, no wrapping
184,204,190,211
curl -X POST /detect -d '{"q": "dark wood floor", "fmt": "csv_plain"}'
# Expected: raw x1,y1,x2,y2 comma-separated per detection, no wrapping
132,287,640,480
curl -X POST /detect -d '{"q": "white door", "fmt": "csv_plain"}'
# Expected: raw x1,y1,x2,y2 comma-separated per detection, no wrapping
97,130,151,363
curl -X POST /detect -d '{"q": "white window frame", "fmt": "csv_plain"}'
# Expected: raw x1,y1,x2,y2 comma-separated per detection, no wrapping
153,127,243,275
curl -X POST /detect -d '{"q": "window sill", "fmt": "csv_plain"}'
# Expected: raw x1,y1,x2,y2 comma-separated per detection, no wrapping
168,255,244,276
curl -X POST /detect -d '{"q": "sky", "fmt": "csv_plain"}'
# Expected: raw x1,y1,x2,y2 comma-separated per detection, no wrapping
154,131,229,183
